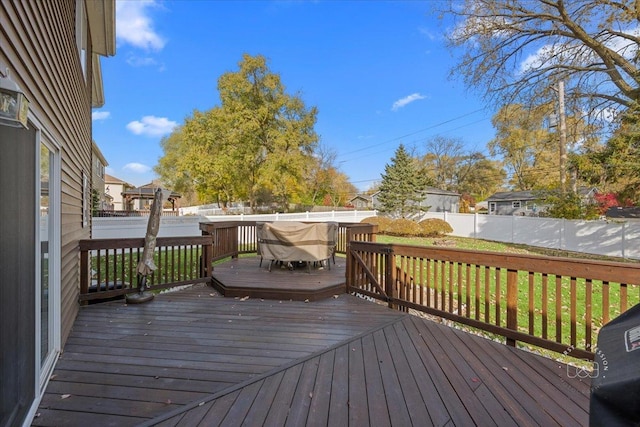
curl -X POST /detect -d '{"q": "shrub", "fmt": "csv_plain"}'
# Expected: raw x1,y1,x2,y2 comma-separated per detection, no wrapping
418,218,453,237
385,218,423,237
360,216,393,234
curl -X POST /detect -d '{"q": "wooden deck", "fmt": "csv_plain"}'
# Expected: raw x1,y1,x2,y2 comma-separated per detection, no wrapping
33,283,591,426
211,256,346,301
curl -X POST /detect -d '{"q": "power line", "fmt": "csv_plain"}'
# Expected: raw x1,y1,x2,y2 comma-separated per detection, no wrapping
338,116,492,165
337,108,488,158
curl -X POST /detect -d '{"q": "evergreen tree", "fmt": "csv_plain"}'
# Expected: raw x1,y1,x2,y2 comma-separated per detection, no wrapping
378,144,429,218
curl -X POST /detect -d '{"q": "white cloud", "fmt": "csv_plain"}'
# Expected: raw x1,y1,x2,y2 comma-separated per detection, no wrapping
92,111,110,121
126,55,157,67
116,0,166,51
392,93,426,111
126,115,177,137
123,162,151,173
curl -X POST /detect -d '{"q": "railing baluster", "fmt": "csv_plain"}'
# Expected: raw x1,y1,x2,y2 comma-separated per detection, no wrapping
506,268,518,347
465,263,471,318
570,277,577,347
620,283,628,313
585,278,593,351
474,264,480,321
440,261,446,312
542,273,548,339
484,266,490,324
495,267,501,326
528,272,535,335
602,281,610,324
556,275,563,344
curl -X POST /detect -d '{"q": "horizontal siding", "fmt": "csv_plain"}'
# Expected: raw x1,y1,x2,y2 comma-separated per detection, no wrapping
1,0,94,344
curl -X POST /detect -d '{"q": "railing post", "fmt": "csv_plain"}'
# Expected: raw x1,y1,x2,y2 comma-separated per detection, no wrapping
204,238,213,278
506,268,518,347
385,245,396,309
79,245,89,305
345,227,354,294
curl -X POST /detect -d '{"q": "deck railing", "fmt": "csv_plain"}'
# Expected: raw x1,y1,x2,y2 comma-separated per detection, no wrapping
80,221,375,303
79,221,640,360
199,221,378,262
79,236,213,303
346,241,640,360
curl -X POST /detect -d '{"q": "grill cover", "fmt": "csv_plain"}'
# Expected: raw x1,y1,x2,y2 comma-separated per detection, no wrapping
590,302,640,426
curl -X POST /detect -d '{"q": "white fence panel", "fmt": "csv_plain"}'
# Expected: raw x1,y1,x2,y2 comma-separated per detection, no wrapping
625,223,640,259
564,220,624,258
511,216,563,249
475,214,514,242
92,216,204,239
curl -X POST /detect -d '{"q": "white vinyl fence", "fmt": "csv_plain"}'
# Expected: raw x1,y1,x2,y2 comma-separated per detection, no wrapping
423,212,640,260
91,210,639,260
91,210,377,239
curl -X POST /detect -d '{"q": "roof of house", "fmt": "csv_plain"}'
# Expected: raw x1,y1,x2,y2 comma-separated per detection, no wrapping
121,184,181,200
349,195,371,202
486,190,538,202
371,187,461,198
606,207,640,219
423,186,461,196
105,174,133,186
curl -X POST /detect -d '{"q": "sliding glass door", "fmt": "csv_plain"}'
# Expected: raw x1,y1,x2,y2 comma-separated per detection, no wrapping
38,135,59,388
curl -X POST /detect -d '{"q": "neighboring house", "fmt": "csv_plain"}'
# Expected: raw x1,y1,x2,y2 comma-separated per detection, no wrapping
92,140,110,210
0,2,115,426
486,191,540,215
349,194,372,209
370,187,460,213
486,187,599,216
122,180,182,211
421,187,460,213
105,173,135,211
576,186,599,205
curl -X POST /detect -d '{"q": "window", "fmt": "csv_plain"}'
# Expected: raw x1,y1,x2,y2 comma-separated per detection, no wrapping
512,201,521,208
82,171,89,227
489,202,496,214
75,0,88,79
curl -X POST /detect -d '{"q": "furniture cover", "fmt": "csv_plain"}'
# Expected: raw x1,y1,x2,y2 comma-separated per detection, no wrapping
257,221,338,263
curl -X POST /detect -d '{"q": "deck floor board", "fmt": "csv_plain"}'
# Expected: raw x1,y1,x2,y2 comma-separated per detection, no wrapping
34,269,591,427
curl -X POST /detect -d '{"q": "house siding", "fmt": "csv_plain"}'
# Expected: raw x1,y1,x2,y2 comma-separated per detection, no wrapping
2,0,93,346
424,194,459,213
1,6,97,424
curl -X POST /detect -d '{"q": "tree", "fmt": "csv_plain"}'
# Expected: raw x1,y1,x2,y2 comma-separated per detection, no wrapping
439,0,640,125
216,54,319,211
378,144,431,218
419,136,506,198
156,54,319,211
541,190,599,220
302,143,356,207
576,103,640,203
489,104,558,190
155,127,203,206
420,136,465,191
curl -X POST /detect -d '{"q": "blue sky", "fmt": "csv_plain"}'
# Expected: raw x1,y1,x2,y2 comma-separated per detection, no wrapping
93,0,497,192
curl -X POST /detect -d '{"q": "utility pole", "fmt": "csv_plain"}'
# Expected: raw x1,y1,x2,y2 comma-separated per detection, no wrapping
557,81,568,194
